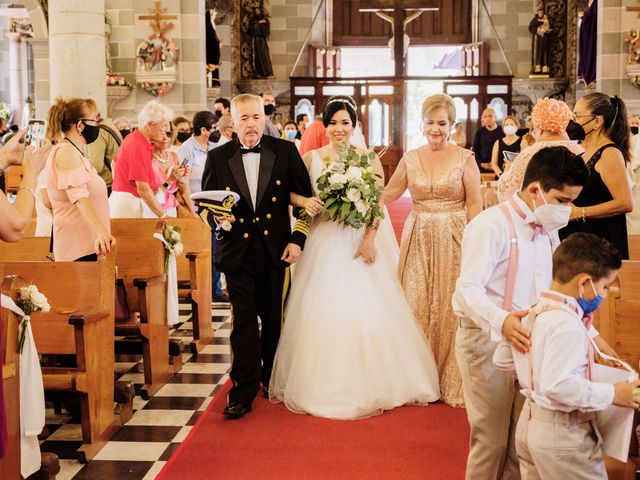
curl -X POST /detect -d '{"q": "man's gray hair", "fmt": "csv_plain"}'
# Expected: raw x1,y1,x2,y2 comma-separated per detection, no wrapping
138,100,174,127
230,94,264,121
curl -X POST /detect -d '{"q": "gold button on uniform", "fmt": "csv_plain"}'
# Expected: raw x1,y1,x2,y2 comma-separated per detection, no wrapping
225,186,230,191
266,214,272,219
243,233,249,239
255,217,260,221
264,230,269,236
276,180,281,186
239,218,244,223
272,197,277,202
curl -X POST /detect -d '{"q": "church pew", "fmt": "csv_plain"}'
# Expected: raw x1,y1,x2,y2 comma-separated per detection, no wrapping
110,218,213,354
0,276,60,480
0,237,51,262
111,220,179,399
596,261,640,480
0,257,119,463
629,235,639,261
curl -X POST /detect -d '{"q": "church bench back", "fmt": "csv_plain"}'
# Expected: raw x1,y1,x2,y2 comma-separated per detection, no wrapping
0,236,51,262
629,235,639,261
0,276,24,479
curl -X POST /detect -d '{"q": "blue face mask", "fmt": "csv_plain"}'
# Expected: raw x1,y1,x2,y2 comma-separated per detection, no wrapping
576,278,603,314
285,130,297,140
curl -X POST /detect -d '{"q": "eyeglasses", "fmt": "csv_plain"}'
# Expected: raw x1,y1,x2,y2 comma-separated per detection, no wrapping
164,130,173,137
80,117,103,126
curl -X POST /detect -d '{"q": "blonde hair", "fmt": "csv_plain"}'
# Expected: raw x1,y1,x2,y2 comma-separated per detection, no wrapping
47,96,97,141
231,94,264,120
138,100,174,128
421,94,456,123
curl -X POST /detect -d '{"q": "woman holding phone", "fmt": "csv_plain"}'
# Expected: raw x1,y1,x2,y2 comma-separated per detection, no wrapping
145,123,196,218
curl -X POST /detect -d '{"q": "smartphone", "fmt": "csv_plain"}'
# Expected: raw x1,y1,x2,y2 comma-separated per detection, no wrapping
502,151,518,163
181,157,189,168
25,119,47,148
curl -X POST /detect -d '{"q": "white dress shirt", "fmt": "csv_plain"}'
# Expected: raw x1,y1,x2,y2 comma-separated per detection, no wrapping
241,142,260,208
493,291,615,412
452,193,558,341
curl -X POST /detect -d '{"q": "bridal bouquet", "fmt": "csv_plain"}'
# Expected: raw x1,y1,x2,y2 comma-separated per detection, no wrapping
316,144,384,229
16,284,50,354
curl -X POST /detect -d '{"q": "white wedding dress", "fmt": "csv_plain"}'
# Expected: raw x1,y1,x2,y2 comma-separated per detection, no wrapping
269,150,440,419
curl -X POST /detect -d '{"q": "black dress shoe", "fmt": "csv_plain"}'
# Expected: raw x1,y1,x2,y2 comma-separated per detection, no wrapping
261,386,269,399
223,401,252,419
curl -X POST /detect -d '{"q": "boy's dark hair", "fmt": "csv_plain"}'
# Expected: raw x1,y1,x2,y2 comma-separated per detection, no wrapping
553,233,622,283
521,146,589,192
296,113,308,125
192,110,217,136
214,97,231,110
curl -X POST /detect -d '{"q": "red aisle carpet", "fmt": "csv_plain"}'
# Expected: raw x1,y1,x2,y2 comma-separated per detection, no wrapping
386,195,413,242
157,381,470,480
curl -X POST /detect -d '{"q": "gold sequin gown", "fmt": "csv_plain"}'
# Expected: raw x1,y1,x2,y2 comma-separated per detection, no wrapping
397,147,471,407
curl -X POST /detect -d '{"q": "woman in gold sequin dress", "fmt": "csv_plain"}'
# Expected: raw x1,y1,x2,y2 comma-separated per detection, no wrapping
380,94,483,407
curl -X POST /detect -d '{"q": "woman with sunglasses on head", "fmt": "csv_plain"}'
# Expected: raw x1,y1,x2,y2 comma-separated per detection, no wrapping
560,93,633,258
110,100,174,218
144,123,195,218
45,97,115,261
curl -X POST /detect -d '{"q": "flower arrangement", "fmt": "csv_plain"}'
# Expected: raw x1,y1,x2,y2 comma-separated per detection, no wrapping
106,74,132,88
161,224,184,267
16,284,50,354
0,101,10,121
316,144,384,229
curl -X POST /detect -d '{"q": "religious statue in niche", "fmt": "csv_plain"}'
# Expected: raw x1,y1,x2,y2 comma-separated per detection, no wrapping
135,1,179,97
206,8,221,87
250,4,274,78
624,1,640,88
529,4,552,76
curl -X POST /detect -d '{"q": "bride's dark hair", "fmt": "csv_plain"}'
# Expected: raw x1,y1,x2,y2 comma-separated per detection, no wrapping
322,95,357,128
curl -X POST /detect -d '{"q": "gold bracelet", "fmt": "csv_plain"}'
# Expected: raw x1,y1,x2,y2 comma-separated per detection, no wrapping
18,185,36,200
581,207,587,223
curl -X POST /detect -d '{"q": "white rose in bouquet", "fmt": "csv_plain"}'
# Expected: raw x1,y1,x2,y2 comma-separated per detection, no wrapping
346,166,363,181
170,229,181,242
173,243,184,256
328,173,348,186
346,188,361,203
31,291,50,312
355,199,368,215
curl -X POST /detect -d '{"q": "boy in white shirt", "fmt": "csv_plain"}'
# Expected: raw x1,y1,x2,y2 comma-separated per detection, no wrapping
494,232,640,479
452,146,589,479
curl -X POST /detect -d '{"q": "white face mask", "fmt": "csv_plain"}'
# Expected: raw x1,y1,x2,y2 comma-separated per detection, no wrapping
503,125,518,136
533,183,571,232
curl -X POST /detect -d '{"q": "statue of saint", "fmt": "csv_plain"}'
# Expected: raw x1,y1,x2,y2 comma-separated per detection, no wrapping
374,10,424,61
250,7,274,78
529,7,552,75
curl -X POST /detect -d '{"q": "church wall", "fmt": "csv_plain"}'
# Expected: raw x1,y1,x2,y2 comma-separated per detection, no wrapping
478,0,534,79
0,17,11,109
106,0,207,123
597,0,640,113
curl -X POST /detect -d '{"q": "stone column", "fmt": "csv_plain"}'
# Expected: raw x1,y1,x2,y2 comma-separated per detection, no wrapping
48,0,106,115
6,32,24,125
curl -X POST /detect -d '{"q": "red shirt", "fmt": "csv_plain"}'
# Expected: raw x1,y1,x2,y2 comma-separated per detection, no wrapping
299,118,329,156
111,129,156,196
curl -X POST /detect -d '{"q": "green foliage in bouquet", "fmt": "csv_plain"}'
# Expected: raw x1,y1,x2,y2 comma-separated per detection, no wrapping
316,144,385,229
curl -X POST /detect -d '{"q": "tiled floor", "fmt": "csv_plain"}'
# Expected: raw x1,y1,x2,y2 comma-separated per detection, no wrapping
38,303,232,480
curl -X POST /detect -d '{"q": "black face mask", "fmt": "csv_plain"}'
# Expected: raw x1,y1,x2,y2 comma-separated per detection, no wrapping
119,129,131,139
177,131,191,143
81,122,101,144
210,130,221,143
567,117,595,142
631,126,639,136
214,110,223,118
264,104,276,116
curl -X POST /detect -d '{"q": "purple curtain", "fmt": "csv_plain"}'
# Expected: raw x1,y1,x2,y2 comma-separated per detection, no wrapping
578,0,597,85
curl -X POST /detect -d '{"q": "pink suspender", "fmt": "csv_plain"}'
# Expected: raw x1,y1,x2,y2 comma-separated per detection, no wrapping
499,203,518,311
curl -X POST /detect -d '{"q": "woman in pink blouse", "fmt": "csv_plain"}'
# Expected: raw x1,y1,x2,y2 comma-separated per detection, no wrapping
46,97,115,261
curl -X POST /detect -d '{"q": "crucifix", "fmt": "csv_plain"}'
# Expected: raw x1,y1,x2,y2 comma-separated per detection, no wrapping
360,1,439,76
139,0,177,42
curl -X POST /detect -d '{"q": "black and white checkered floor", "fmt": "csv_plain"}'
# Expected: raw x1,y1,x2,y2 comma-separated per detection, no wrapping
39,303,233,480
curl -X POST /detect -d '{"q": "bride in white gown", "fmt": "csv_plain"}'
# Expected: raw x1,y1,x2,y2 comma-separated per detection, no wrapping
269,96,440,419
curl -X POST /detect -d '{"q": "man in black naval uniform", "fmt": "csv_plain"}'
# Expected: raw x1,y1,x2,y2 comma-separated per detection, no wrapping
201,93,312,418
